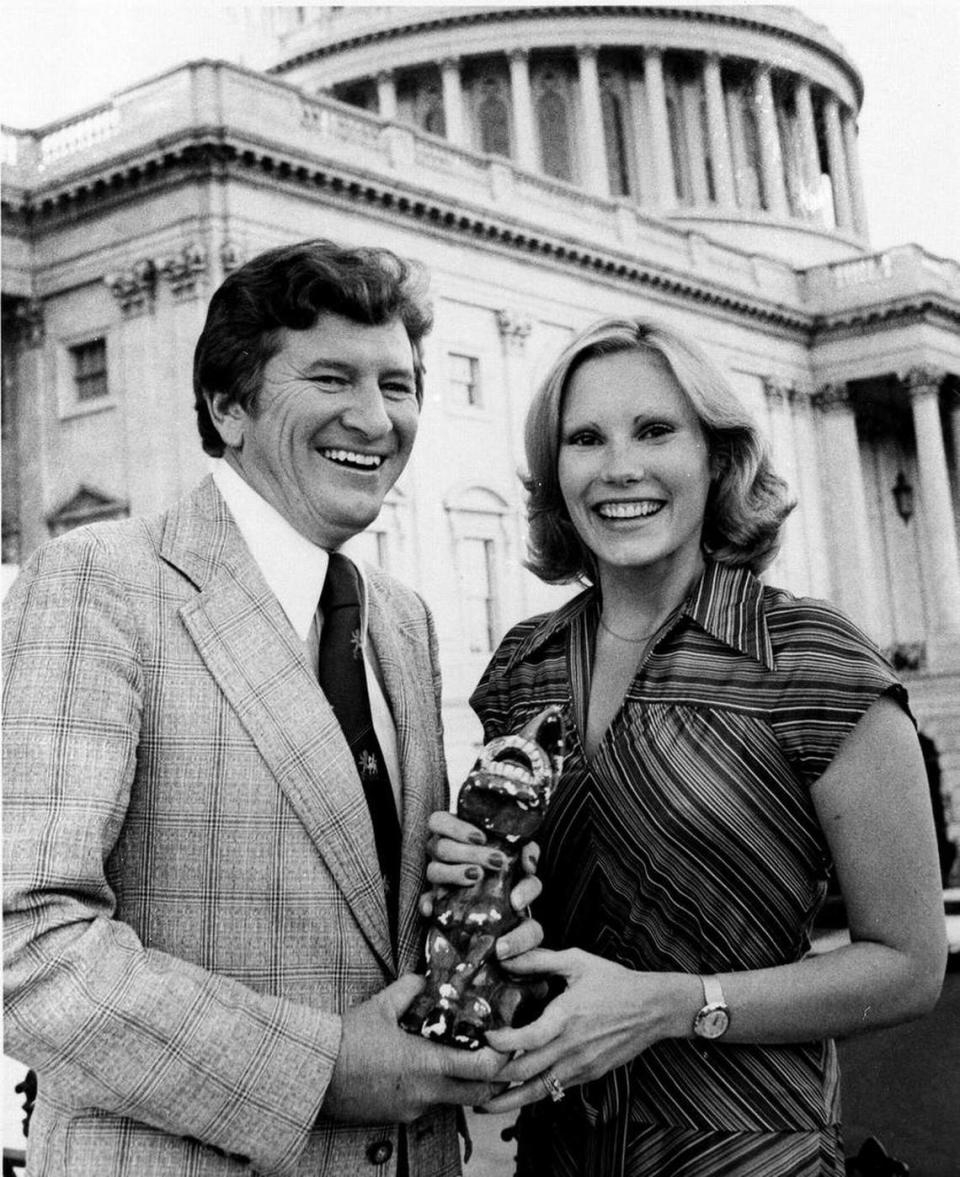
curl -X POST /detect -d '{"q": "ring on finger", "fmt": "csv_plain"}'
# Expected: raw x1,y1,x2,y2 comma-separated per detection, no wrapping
538,1068,565,1103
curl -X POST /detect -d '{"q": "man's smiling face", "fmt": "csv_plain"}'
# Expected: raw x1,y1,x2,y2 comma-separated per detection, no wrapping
210,312,419,549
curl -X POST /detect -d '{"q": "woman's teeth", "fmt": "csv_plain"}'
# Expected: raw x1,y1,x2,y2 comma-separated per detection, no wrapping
596,501,662,520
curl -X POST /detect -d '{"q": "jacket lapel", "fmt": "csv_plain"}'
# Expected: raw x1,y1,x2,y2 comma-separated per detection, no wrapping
161,478,394,973
366,579,442,974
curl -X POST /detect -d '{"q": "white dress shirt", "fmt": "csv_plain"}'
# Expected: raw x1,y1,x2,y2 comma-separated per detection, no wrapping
211,460,402,815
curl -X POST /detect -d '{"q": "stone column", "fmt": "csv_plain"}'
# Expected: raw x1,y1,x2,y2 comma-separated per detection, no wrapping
508,49,537,171
496,308,533,618
763,379,802,591
104,257,175,515
376,70,397,121
703,53,735,207
905,367,960,659
441,57,467,147
793,77,822,222
157,243,213,493
791,388,832,597
811,383,884,639
753,65,788,217
841,108,869,239
6,299,48,558
822,93,853,231
680,78,710,206
627,70,652,204
643,48,676,207
576,45,608,195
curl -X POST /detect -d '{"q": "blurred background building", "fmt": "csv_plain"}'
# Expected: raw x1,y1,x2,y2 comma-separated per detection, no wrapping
3,4,959,869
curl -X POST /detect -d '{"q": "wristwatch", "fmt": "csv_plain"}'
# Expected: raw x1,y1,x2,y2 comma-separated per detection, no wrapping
692,974,730,1039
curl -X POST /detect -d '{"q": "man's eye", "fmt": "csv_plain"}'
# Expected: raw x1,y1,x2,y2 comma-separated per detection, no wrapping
313,374,349,389
383,382,415,399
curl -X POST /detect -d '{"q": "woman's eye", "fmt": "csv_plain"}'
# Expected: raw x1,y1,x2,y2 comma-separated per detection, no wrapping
563,430,600,447
639,422,672,440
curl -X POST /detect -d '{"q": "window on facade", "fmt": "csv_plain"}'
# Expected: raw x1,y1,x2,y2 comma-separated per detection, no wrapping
665,95,692,203
601,87,630,196
776,90,804,217
813,99,837,228
459,537,496,654
71,338,108,402
447,352,481,409
537,89,572,181
348,528,389,571
478,93,510,157
423,102,445,136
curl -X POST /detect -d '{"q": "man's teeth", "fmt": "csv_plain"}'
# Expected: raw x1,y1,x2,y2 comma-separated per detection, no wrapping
597,501,662,519
320,449,383,469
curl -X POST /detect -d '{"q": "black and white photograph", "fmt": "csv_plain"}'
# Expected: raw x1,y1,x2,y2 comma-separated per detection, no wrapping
3,3,958,1175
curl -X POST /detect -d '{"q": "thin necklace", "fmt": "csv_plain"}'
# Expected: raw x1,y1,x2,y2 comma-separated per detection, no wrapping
598,614,657,644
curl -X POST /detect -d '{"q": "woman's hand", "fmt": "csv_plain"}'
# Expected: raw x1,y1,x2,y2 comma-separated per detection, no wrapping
477,948,694,1113
424,810,540,890
418,810,543,961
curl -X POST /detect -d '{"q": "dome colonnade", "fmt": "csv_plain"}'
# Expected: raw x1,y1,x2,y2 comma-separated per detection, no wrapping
271,5,868,260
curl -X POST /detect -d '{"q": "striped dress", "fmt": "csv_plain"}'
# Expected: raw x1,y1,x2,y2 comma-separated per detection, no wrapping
470,560,908,1177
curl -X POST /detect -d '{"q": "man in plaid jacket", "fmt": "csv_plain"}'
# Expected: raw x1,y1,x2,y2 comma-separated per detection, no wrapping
3,241,536,1176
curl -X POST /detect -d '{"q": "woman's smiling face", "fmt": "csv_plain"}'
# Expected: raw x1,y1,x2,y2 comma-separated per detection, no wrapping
558,347,712,583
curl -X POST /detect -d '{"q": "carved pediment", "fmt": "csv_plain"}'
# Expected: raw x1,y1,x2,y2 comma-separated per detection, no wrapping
47,485,129,535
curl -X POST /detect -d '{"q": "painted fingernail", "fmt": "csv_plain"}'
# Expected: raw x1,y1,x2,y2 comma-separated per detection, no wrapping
468,831,486,845
465,866,482,880
487,852,506,870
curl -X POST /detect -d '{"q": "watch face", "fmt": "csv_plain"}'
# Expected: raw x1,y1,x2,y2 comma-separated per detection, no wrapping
695,1004,729,1039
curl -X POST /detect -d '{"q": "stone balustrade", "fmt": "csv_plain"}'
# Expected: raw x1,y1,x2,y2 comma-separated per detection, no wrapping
2,59,954,328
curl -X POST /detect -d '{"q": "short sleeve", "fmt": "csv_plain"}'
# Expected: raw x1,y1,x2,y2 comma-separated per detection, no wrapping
767,598,912,788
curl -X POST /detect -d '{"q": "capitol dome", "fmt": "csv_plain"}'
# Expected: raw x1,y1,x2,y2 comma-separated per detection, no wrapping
266,4,867,265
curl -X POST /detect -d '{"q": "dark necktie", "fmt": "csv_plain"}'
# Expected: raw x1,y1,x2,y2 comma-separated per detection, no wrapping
318,553,401,943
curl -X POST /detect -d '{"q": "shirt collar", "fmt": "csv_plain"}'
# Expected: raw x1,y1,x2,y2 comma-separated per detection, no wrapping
211,459,332,640
506,559,774,672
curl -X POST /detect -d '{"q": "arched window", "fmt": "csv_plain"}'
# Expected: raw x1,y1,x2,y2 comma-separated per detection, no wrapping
601,87,630,196
666,94,692,203
478,93,510,157
423,103,445,136
537,89,572,181
444,487,510,656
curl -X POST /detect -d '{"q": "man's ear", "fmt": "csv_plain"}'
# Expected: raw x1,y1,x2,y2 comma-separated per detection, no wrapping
206,392,246,450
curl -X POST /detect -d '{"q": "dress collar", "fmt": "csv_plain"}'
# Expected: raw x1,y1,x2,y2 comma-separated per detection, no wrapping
506,559,775,672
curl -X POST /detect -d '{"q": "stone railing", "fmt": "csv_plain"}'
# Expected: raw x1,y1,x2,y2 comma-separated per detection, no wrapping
0,59,807,313
37,105,120,165
803,244,960,314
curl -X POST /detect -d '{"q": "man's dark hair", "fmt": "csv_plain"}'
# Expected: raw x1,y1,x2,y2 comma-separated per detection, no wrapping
193,240,433,456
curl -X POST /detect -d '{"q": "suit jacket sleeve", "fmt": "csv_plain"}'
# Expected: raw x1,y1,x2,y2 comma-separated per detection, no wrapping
2,533,342,1175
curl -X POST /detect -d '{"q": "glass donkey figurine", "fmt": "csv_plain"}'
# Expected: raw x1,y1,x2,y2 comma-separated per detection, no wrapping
401,705,565,1050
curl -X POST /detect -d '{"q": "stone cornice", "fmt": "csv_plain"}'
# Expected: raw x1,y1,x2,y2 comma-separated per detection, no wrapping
2,127,814,335
268,6,863,105
810,297,960,342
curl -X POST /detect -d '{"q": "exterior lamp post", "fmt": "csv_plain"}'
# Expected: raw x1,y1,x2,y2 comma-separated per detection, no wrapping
892,470,914,523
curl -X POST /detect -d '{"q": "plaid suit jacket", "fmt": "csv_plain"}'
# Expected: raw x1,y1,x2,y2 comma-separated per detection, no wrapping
2,477,461,1177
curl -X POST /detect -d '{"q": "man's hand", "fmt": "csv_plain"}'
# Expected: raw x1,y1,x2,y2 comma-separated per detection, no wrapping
322,975,509,1123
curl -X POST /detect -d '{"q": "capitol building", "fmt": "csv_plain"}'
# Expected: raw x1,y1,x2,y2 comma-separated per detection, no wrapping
3,5,959,874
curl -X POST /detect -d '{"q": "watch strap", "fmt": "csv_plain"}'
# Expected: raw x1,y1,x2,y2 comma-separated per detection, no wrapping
701,974,725,1007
